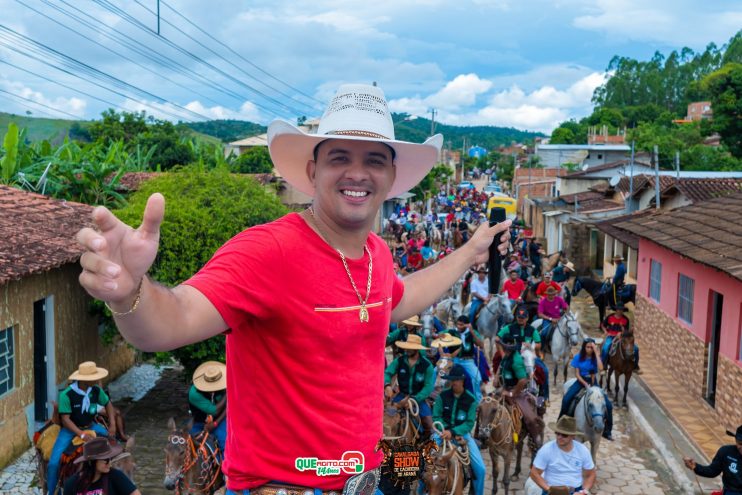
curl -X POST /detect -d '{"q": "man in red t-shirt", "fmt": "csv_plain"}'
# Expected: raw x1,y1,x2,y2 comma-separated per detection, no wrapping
501,269,525,303
535,271,562,298
600,304,639,371
75,84,512,495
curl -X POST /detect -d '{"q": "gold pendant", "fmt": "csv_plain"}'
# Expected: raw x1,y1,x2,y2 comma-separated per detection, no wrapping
359,305,369,323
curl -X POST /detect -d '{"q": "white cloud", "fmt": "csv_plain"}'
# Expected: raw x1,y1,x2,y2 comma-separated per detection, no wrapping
120,99,262,123
0,79,86,118
427,74,493,109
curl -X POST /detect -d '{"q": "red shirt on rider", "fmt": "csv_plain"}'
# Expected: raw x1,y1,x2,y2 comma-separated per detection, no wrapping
602,312,629,336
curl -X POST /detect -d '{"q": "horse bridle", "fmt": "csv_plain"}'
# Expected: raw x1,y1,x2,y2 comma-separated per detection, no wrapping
165,433,189,485
583,388,605,428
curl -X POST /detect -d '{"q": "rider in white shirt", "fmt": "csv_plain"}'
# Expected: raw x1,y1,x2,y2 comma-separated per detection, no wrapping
468,268,489,324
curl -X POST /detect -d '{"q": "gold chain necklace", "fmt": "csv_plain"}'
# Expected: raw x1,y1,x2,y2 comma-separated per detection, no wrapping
308,207,373,323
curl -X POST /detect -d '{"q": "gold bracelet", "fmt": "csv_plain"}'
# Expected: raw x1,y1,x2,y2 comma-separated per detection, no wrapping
105,278,144,317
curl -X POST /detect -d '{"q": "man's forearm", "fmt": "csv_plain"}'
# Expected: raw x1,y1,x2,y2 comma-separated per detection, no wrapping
111,278,226,351
392,244,476,321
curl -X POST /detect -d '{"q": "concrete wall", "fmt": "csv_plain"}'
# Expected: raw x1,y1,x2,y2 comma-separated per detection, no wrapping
562,222,591,274
0,264,136,468
558,178,606,196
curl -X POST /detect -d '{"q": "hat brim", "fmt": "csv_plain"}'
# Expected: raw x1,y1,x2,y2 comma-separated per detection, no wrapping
401,320,423,327
69,369,108,382
72,430,98,447
395,342,429,350
430,336,462,348
267,120,443,200
548,421,582,437
74,443,123,464
193,361,227,392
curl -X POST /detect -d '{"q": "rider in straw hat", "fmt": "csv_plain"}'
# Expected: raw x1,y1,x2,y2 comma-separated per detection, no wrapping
63,436,140,495
76,82,511,494
48,362,116,495
188,361,227,454
529,416,596,495
384,334,436,438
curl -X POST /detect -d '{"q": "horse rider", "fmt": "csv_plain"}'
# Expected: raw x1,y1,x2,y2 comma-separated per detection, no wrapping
535,271,561,298
496,334,543,444
76,82,512,495
501,268,526,306
384,334,436,439
432,364,485,495
189,361,227,455
559,339,614,441
600,303,640,374
537,286,569,351
601,255,626,298
469,267,489,325
48,362,116,495
497,307,550,403
62,436,141,495
529,416,596,495
448,315,485,402
684,424,742,495
529,237,544,278
551,261,574,285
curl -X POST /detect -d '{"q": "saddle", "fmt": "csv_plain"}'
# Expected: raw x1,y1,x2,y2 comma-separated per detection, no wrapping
566,388,588,417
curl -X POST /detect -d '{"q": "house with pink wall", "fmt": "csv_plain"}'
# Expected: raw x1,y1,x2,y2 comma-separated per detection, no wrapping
614,193,742,434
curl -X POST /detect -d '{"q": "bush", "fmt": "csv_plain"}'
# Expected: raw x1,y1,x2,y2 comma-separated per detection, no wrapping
114,167,289,374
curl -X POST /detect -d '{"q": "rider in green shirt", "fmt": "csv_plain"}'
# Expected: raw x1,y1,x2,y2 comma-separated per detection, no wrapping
497,307,550,400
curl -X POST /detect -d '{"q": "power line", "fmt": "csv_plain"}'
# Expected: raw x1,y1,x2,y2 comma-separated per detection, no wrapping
93,0,307,117
0,87,84,119
0,24,212,121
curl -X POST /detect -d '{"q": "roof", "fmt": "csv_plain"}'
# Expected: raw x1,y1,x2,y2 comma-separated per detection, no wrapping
594,210,655,249
0,185,93,285
564,159,653,178
228,133,268,146
626,174,742,202
537,144,631,151
615,192,742,282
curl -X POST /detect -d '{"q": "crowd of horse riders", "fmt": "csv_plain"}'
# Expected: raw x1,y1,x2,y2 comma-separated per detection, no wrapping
381,199,648,495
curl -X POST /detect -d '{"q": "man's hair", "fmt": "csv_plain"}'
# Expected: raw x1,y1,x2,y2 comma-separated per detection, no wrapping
312,139,396,162
456,315,470,324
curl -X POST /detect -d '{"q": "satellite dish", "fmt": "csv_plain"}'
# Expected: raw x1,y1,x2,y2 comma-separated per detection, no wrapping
581,164,589,171
609,175,620,187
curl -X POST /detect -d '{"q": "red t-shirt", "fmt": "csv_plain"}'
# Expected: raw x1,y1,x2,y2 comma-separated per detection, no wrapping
536,281,561,297
502,279,526,300
407,252,423,269
603,314,629,336
185,213,404,490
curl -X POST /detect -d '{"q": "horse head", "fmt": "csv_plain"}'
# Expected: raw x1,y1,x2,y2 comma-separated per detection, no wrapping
111,436,136,482
475,395,501,443
382,399,403,438
164,417,192,491
564,312,582,347
584,386,607,434
420,309,435,340
422,447,456,495
619,330,635,358
520,346,536,375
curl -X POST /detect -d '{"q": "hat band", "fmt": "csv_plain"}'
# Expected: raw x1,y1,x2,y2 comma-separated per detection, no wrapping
325,129,391,140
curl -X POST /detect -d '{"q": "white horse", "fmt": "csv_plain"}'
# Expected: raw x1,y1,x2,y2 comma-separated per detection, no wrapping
532,312,582,388
435,297,463,328
563,380,607,461
465,294,514,360
520,344,539,396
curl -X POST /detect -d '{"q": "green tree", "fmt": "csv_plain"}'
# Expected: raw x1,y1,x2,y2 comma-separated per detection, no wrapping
89,109,148,143
549,127,576,145
703,63,742,158
410,164,453,199
114,168,288,374
230,146,274,174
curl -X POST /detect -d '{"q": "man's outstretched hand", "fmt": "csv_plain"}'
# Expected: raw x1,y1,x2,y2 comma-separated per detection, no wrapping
76,193,165,306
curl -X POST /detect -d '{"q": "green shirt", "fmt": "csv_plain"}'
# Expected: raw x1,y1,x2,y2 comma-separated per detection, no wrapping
497,322,540,346
448,328,482,358
433,388,478,436
500,352,528,388
58,384,109,428
384,355,435,403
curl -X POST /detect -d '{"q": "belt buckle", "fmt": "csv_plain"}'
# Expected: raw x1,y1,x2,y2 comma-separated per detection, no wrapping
341,468,379,495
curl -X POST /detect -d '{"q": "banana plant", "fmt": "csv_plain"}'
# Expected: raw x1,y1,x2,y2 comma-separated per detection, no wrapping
1,123,20,183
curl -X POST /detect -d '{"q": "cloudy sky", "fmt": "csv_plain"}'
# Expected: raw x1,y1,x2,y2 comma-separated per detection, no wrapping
0,0,740,133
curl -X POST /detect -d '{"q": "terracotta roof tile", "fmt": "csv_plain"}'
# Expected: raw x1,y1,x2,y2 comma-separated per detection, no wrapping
0,185,93,284
615,192,742,282
669,178,742,203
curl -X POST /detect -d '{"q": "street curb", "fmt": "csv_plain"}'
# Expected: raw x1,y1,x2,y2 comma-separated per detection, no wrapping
633,374,712,463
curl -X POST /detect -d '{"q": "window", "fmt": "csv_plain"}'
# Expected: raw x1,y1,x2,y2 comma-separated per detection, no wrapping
678,274,695,324
0,326,14,397
649,260,662,302
597,153,603,160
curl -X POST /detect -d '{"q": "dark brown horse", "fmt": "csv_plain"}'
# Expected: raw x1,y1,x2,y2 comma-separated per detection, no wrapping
164,418,223,495
601,330,636,408
475,395,523,495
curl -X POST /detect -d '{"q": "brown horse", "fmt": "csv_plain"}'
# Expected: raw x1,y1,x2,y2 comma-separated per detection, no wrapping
164,418,223,495
382,396,421,445
421,441,468,495
601,331,636,408
453,229,464,248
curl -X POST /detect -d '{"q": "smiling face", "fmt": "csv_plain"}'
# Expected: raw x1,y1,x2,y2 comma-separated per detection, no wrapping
308,138,396,231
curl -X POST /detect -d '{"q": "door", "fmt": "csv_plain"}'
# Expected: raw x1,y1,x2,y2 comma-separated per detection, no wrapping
705,291,723,407
33,299,47,422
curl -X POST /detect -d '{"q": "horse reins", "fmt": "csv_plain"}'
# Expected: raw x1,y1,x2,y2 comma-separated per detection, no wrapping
168,431,221,495
431,421,471,495
384,398,420,442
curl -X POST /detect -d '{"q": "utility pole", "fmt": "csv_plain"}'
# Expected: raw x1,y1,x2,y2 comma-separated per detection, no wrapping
675,151,680,181
157,0,161,35
654,145,660,210
627,141,635,213
430,108,437,136
461,137,467,182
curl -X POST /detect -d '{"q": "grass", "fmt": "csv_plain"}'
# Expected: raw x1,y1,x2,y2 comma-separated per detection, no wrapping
0,111,81,144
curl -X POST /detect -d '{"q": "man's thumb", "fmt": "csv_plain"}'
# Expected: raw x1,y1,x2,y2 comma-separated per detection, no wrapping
139,193,165,236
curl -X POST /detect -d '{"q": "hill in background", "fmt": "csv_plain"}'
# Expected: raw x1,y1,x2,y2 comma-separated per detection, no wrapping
186,119,265,143
0,111,83,144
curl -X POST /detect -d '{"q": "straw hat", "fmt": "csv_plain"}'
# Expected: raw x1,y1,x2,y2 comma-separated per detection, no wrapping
72,430,98,447
564,261,575,271
395,334,429,350
612,255,624,261
548,416,581,437
267,84,443,200
192,361,227,392
401,315,422,327
68,362,108,382
430,333,462,348
73,436,123,463
545,286,558,295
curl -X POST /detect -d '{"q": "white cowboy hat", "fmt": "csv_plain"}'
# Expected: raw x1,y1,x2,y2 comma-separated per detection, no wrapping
267,84,443,199
192,361,227,392
69,361,108,382
564,261,575,271
430,333,463,348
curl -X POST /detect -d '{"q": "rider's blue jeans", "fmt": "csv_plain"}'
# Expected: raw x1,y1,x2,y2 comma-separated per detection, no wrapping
469,299,483,326
559,380,613,437
539,320,552,343
393,393,432,417
541,486,582,495
47,422,108,495
191,420,227,458
601,336,639,367
453,358,482,402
